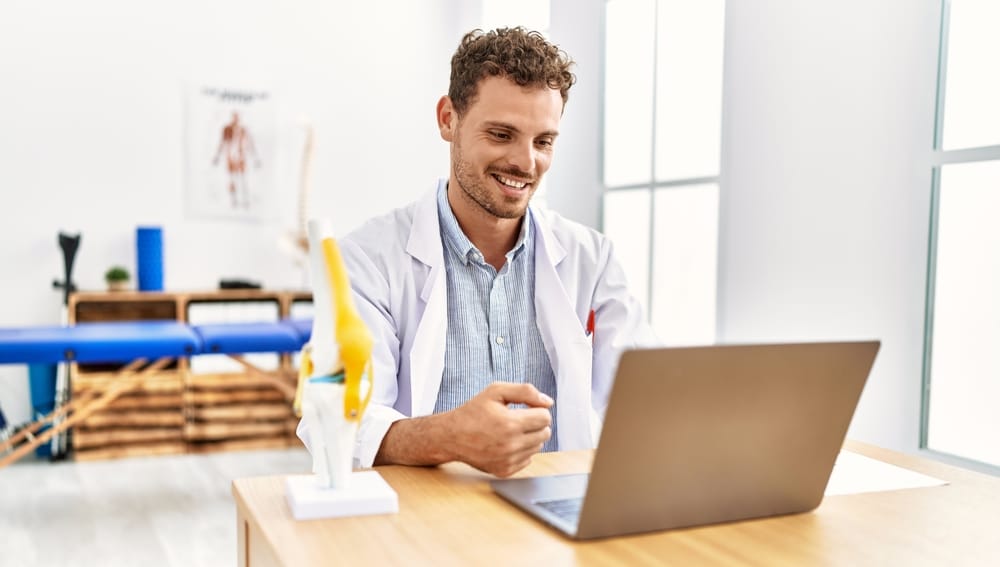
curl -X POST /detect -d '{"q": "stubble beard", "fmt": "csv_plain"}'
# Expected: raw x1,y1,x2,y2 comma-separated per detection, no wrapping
452,135,533,221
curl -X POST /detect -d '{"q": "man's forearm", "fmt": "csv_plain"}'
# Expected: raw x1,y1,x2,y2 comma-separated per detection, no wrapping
373,413,456,466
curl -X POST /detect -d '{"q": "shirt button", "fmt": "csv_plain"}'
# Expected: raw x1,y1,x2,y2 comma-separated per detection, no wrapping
496,336,505,345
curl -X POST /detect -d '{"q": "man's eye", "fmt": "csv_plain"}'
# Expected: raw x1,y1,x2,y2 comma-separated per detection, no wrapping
490,131,511,141
536,138,554,148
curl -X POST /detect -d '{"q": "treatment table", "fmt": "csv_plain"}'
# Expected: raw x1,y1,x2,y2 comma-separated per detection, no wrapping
0,318,312,468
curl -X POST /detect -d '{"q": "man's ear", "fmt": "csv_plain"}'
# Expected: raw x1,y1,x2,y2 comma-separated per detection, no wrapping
437,96,456,142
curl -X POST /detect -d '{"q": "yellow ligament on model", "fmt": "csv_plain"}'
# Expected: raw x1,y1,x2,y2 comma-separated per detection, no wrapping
322,237,374,422
292,344,313,417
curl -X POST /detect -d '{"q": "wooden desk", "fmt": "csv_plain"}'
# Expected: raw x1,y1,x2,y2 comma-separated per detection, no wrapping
233,441,1000,566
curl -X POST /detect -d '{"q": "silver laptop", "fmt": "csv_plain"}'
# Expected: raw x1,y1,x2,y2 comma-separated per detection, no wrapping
490,341,880,540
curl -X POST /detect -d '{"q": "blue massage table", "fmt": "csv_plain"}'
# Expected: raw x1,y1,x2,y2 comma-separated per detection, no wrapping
0,318,314,468
0,321,200,365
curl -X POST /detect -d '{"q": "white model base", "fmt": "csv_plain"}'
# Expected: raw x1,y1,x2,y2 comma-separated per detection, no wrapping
285,471,399,520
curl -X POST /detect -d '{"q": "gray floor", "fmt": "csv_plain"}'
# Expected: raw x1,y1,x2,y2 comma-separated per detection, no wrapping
1,448,312,567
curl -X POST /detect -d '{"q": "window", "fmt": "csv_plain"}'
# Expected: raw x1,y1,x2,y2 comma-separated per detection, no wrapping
923,0,1000,469
602,0,725,345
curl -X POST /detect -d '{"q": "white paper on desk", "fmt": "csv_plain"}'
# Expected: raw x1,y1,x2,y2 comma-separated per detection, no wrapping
824,450,948,496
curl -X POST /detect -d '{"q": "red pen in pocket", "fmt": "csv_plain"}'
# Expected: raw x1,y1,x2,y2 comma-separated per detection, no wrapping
586,309,595,342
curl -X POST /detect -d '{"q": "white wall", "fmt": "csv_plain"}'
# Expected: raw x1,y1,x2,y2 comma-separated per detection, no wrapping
0,0,472,426
718,0,941,453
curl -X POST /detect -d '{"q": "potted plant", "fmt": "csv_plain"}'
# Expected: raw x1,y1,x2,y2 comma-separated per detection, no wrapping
104,266,131,292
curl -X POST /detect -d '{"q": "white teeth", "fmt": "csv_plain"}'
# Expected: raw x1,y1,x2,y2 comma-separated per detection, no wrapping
496,175,527,189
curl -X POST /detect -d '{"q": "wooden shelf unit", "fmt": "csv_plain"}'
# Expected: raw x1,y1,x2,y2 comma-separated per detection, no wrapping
68,289,311,461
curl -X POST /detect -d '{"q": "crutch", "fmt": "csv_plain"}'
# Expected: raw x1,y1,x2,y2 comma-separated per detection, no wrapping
50,231,81,459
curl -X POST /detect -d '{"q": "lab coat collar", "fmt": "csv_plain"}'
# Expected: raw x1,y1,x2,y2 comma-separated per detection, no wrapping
530,203,567,268
406,180,448,300
405,181,448,415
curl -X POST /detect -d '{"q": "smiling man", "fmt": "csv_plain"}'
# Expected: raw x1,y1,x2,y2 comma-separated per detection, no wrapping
298,27,657,478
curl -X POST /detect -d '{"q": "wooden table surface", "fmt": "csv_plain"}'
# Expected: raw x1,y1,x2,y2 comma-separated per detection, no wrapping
233,441,1000,566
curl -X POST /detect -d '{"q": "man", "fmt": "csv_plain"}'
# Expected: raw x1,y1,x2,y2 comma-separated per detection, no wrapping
304,27,656,478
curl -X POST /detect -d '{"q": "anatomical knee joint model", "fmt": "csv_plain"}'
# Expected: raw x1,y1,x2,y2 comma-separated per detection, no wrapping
295,219,374,490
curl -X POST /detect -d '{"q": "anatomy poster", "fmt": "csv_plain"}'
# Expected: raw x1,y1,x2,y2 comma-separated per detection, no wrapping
185,86,277,221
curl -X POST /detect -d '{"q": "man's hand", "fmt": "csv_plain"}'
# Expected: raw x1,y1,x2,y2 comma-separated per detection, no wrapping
447,382,553,477
374,382,554,478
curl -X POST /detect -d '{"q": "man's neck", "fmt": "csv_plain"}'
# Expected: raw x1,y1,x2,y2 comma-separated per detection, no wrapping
446,182,523,271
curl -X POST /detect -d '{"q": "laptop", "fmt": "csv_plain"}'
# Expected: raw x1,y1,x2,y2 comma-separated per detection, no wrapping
490,340,880,540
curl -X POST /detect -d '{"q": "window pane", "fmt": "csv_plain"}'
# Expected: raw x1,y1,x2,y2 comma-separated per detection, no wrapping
655,0,724,181
927,160,1000,466
602,189,652,316
942,0,1000,150
482,0,550,32
650,184,718,345
603,0,655,187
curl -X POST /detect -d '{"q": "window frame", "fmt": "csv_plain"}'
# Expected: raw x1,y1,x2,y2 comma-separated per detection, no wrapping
600,0,724,342
920,0,1000,474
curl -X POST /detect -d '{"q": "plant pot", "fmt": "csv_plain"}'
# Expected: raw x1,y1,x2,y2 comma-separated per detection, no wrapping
107,280,129,292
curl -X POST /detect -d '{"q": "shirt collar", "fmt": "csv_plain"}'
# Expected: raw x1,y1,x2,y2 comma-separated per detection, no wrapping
436,182,532,266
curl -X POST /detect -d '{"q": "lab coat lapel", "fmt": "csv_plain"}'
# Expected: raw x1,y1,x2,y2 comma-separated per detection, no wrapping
532,211,595,450
405,184,448,416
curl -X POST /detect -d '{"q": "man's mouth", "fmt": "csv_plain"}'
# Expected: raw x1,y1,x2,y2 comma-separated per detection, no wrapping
492,173,530,190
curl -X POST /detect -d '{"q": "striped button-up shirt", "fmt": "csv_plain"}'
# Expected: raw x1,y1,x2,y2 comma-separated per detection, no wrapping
433,183,558,451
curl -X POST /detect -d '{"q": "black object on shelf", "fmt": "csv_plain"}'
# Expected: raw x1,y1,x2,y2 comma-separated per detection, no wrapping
219,278,262,290
52,232,81,306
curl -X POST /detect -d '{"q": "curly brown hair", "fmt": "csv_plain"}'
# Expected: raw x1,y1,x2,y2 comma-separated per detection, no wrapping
448,27,576,117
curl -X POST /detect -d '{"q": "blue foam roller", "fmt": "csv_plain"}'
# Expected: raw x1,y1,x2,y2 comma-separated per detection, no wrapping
136,226,164,291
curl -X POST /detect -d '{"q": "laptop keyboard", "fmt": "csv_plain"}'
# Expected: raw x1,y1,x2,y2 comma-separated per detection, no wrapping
534,497,583,523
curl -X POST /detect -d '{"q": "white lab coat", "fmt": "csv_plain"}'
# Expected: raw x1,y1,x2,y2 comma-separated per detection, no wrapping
300,179,658,468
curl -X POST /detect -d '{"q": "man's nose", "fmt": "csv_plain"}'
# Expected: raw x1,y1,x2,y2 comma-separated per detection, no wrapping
506,141,536,177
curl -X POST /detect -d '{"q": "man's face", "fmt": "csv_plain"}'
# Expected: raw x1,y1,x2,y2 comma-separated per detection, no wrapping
441,75,563,220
